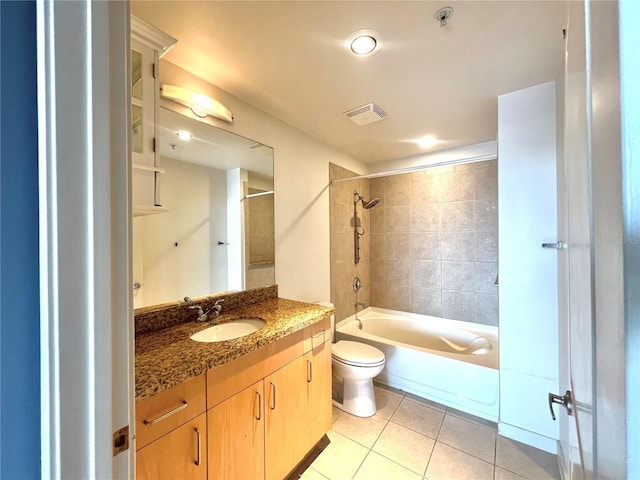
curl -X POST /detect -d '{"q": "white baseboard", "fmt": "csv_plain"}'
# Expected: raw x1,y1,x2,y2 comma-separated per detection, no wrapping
499,422,558,454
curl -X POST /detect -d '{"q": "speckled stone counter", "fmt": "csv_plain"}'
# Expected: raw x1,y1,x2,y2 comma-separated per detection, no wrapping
135,296,333,401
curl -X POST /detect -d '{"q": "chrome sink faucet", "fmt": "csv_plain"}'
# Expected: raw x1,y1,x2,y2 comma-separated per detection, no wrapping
189,299,224,322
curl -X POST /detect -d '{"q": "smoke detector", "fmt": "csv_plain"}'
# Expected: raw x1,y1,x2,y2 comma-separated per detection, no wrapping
343,103,388,126
434,6,454,27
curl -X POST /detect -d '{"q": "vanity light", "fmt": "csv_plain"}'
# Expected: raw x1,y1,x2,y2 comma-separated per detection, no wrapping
347,29,382,56
161,84,234,124
176,130,193,141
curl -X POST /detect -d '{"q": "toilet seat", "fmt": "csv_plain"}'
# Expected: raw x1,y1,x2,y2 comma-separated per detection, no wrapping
332,340,385,368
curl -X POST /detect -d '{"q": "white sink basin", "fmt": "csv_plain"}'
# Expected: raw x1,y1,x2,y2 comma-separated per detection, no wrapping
190,318,266,343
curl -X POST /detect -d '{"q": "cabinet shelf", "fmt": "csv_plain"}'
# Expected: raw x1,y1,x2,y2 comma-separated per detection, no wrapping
133,162,166,174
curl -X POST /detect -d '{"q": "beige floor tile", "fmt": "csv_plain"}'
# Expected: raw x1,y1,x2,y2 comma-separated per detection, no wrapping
300,467,330,480
332,412,389,448
372,421,435,475
310,430,369,480
437,413,496,463
391,397,445,438
494,466,527,480
373,385,403,419
353,452,423,480
425,442,494,480
332,405,343,424
495,437,560,480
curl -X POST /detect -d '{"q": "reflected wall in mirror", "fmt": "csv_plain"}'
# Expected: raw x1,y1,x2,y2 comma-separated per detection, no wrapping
133,106,275,309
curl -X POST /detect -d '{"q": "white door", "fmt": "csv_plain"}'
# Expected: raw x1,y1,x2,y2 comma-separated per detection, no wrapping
557,1,594,477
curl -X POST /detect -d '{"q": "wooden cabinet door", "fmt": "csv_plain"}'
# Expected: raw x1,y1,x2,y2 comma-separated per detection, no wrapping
208,380,265,480
136,413,206,480
264,356,308,480
304,340,332,448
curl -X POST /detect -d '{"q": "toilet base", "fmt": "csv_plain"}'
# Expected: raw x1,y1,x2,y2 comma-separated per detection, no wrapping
332,377,377,417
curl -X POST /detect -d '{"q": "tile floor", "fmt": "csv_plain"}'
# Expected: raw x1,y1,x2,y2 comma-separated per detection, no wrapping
300,384,561,480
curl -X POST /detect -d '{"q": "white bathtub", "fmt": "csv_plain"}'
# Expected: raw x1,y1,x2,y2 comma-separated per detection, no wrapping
336,307,499,421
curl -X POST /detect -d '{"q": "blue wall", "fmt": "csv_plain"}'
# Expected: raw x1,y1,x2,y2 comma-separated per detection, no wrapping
0,1,41,478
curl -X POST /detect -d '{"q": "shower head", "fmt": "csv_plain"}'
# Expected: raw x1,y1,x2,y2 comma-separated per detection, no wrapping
353,190,380,209
363,197,380,209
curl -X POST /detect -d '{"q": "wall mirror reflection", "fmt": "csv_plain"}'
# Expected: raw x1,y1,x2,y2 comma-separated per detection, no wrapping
133,106,275,309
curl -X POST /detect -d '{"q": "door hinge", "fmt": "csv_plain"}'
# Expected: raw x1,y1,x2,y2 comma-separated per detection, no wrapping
152,137,156,153
113,425,129,456
152,62,157,79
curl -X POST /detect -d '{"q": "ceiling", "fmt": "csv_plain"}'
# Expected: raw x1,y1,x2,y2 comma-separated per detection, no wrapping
131,1,568,165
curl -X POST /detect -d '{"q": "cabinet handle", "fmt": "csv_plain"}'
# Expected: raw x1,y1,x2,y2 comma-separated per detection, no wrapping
270,381,276,410
143,400,188,425
311,330,325,339
194,427,201,466
256,391,262,420
307,359,313,383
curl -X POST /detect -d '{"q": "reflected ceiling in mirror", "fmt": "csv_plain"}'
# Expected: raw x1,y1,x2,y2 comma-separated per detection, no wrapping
133,106,275,310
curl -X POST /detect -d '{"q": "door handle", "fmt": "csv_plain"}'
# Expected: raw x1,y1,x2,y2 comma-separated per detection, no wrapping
542,241,565,250
548,390,573,420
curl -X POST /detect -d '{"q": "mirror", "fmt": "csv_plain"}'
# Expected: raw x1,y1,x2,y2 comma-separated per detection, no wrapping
133,106,275,309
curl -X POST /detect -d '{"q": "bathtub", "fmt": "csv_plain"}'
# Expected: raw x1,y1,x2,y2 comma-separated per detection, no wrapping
336,307,499,421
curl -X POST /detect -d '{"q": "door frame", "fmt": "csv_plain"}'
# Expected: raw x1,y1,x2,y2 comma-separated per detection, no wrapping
37,1,133,477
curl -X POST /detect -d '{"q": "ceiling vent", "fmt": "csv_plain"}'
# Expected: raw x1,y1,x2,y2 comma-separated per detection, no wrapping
343,103,388,126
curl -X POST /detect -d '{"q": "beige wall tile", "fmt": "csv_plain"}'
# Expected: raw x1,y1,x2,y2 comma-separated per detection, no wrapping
441,201,475,231
411,232,441,260
385,233,411,260
411,287,442,316
411,203,441,232
412,260,441,289
441,261,475,291
441,231,476,261
440,171,475,202
442,290,475,322
475,231,498,262
385,205,411,232
386,283,412,311
385,175,412,206
329,160,499,327
387,258,412,286
474,200,498,232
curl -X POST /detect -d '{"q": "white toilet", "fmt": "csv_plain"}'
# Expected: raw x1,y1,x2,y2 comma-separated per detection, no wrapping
331,340,385,417
317,302,386,417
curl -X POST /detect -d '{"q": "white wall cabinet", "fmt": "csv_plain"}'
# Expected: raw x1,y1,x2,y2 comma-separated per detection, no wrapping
131,16,175,216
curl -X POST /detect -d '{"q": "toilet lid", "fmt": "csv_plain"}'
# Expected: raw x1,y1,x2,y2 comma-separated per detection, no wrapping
332,340,385,366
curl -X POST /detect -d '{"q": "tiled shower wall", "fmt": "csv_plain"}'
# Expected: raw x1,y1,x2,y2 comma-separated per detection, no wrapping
369,160,499,326
329,164,371,322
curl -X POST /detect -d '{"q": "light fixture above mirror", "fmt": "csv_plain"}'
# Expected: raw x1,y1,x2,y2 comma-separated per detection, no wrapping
161,84,234,123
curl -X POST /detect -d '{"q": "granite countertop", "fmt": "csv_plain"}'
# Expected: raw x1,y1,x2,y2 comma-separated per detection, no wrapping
135,298,333,401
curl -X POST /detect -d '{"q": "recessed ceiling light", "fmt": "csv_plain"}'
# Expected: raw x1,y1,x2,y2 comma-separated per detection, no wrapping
416,136,439,148
176,130,193,141
347,29,382,56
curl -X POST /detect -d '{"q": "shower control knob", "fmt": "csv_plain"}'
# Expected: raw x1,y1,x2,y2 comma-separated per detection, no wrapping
353,277,362,292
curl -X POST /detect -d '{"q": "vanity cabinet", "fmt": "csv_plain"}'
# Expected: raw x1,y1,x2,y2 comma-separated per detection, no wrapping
130,16,175,216
206,317,332,479
135,374,206,479
207,380,265,479
136,314,331,479
137,413,207,480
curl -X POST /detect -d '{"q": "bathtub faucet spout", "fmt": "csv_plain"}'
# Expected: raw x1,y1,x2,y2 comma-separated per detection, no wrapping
355,302,368,311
